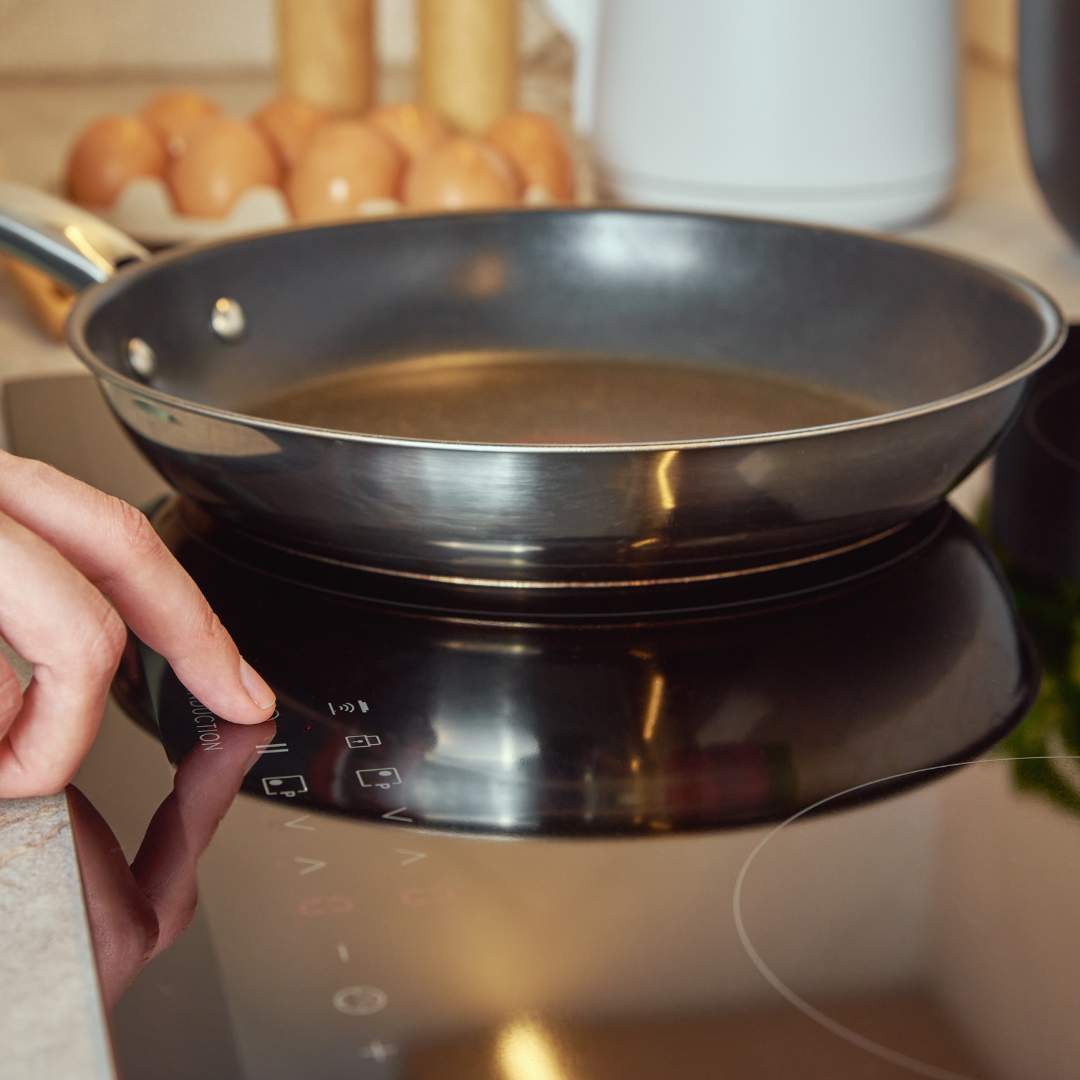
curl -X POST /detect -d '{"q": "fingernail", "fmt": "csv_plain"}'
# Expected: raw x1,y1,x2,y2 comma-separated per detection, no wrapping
239,658,275,710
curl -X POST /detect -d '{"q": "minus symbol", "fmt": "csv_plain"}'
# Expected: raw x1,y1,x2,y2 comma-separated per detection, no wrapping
336,943,350,963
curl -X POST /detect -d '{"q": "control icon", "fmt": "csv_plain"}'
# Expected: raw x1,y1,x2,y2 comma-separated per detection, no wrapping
356,767,402,790
328,700,369,716
332,985,388,1016
297,895,353,917
262,775,308,798
360,1041,398,1063
255,741,288,755
345,734,382,750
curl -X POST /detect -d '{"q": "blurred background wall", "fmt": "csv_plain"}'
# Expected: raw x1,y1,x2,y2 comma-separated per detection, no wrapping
0,0,559,72
0,0,1016,75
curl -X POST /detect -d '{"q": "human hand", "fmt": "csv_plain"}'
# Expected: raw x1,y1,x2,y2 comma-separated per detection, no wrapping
0,451,276,796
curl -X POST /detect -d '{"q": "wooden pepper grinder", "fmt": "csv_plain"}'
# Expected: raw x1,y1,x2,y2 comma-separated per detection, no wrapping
419,0,518,134
278,0,376,115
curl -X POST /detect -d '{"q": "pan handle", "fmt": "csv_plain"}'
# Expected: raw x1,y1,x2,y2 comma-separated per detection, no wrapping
0,181,149,292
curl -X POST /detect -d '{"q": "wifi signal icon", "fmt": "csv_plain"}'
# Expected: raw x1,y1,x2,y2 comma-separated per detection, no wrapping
328,700,369,716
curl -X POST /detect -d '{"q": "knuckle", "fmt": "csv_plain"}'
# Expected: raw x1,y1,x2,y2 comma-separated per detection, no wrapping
189,599,228,649
33,757,80,796
97,607,128,667
109,499,162,562
78,603,127,677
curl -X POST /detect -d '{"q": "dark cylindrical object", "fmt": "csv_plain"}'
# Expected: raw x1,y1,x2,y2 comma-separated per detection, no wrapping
992,329,1080,579
1019,0,1080,246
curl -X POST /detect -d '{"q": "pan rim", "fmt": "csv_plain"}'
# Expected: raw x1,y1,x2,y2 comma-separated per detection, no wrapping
66,206,1067,455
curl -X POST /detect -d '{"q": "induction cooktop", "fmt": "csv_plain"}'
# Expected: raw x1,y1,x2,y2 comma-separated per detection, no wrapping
119,495,1035,836
8,343,1080,1079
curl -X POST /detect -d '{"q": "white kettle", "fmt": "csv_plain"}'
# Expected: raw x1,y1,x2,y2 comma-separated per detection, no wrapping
546,0,959,229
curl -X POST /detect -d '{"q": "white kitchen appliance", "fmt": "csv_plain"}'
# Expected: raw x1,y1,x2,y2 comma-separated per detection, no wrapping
547,0,959,228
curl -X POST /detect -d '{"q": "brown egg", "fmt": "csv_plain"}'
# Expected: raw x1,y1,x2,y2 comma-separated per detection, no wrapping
253,97,326,169
403,137,521,211
142,89,220,157
66,115,168,208
487,111,574,202
168,117,280,218
369,102,451,162
286,121,403,223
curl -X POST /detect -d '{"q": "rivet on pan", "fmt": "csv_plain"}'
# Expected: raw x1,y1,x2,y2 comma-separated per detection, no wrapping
127,337,156,379
210,297,246,342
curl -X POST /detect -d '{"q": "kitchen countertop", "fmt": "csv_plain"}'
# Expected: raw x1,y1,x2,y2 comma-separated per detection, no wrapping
0,51,1076,1078
0,795,114,1079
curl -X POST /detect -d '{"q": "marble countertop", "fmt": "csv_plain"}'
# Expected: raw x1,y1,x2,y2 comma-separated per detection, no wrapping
0,51,1077,1078
0,796,114,1079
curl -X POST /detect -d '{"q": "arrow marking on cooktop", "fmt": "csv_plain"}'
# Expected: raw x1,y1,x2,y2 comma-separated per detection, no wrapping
284,816,315,831
295,857,327,876
396,849,427,867
382,807,414,823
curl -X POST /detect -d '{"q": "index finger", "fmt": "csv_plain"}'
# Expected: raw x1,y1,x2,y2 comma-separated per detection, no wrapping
0,452,275,724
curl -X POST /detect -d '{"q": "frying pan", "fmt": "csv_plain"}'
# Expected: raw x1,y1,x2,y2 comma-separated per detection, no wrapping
0,182,1064,588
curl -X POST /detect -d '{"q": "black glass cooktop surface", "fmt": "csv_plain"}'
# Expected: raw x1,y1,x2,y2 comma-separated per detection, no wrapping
122,496,1034,836
9,362,1080,1080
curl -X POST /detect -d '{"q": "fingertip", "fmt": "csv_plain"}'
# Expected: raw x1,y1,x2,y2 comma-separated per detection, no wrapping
171,665,274,729
227,705,276,727
238,658,276,712
212,691,277,727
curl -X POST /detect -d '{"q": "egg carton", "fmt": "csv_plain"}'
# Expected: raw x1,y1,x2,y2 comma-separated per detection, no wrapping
95,177,399,247
100,178,588,250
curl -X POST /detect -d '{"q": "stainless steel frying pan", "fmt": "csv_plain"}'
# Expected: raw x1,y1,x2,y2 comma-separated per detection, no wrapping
0,182,1064,587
